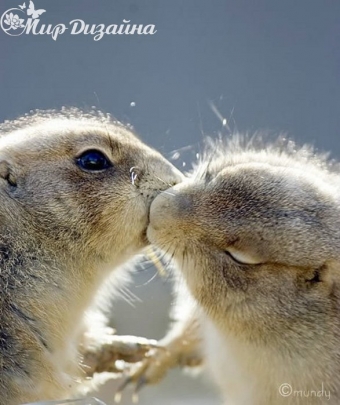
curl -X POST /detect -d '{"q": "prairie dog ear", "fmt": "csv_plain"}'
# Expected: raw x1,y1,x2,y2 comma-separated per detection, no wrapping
320,260,340,287
0,160,17,187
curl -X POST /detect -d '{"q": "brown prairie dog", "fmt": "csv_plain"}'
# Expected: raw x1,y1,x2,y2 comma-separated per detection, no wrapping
0,108,182,404
145,136,340,404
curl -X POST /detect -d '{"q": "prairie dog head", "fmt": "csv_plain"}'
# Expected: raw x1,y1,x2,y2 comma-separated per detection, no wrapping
148,137,340,347
0,109,184,403
0,109,182,269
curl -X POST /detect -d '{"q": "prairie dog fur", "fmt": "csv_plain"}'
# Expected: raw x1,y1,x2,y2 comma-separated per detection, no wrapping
0,108,182,404
147,136,340,404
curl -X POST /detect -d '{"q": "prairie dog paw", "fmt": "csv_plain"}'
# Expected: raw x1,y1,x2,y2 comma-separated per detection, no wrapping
114,338,203,403
80,328,158,376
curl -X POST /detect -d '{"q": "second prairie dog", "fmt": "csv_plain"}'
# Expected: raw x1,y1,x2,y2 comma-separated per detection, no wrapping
0,108,182,404
145,136,340,404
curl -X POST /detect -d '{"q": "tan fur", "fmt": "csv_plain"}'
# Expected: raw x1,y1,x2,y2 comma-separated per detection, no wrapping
146,136,340,404
0,108,182,404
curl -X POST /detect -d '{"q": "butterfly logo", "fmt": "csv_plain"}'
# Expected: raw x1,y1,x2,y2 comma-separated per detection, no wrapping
0,0,48,36
26,0,45,19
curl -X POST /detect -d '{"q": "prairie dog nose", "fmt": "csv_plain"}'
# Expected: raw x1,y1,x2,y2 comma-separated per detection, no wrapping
149,184,193,231
140,153,184,191
152,159,184,188
161,165,184,188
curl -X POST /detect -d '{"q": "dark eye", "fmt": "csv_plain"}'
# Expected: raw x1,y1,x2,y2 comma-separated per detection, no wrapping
76,150,111,172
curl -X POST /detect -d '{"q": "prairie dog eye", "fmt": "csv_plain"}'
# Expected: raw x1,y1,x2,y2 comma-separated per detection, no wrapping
76,150,112,172
225,248,262,265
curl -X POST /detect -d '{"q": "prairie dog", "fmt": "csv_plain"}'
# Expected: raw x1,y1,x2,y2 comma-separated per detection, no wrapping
0,108,182,404
145,136,340,404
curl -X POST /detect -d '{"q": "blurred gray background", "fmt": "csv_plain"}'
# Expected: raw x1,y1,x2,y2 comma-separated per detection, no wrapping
1,0,339,404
